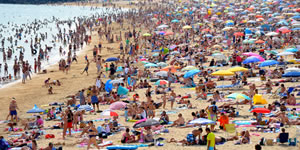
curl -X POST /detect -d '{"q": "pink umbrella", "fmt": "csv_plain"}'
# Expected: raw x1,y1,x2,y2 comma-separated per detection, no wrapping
134,118,147,125
242,52,260,56
140,58,147,61
109,102,127,110
253,55,265,62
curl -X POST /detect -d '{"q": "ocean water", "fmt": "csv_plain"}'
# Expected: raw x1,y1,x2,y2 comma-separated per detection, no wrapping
0,4,126,87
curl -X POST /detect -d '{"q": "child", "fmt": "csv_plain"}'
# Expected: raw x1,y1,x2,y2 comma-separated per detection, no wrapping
124,107,128,121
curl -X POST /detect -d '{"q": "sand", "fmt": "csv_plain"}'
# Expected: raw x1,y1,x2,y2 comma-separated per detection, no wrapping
0,0,299,150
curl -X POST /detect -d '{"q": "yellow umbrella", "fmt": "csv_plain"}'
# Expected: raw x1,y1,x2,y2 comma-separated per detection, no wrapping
182,25,192,29
211,70,234,76
227,67,248,72
143,33,152,37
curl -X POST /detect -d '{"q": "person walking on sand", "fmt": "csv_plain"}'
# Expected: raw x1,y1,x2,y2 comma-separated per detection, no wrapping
81,60,90,75
206,128,216,150
8,98,19,122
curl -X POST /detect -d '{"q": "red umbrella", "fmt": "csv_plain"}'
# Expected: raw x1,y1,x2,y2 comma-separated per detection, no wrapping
251,108,271,114
234,32,244,36
280,29,291,34
101,110,119,117
255,40,265,44
202,28,210,32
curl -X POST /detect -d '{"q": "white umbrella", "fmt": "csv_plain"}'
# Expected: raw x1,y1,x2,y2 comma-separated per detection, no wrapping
155,71,168,77
265,32,279,36
277,51,294,56
286,67,300,72
157,24,169,29
157,62,168,67
110,78,124,84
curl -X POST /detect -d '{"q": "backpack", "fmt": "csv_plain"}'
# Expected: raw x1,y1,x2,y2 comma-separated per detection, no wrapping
186,134,195,143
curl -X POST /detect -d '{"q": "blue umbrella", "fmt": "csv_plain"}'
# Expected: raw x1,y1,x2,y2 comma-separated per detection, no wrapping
144,63,158,68
292,28,300,31
189,118,215,125
27,105,45,113
225,22,234,26
259,60,279,67
292,16,300,19
285,48,298,53
282,72,300,77
242,56,261,64
184,69,201,78
152,49,161,52
106,57,119,62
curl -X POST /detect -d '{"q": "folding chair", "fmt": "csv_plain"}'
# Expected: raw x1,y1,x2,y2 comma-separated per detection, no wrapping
224,124,236,137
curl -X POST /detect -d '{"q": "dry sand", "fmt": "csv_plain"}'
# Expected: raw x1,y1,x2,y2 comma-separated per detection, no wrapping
0,1,299,150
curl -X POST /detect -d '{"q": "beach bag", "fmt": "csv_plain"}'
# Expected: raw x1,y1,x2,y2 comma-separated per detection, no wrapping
186,134,194,143
266,139,274,146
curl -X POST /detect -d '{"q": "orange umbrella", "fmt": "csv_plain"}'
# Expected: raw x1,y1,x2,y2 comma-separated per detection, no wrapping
161,66,178,73
234,32,244,36
202,28,210,32
255,15,263,18
281,29,291,34
255,40,265,44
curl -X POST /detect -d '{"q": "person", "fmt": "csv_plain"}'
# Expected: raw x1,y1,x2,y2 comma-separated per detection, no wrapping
81,59,90,75
121,128,135,143
219,113,229,130
169,90,176,109
206,101,218,131
159,111,169,125
192,128,203,144
62,109,73,139
144,127,154,142
206,128,215,150
255,144,262,150
287,94,296,105
170,113,185,127
9,98,19,122
0,136,9,150
87,121,99,150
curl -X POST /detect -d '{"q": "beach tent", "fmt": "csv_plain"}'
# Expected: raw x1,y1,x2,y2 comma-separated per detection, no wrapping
253,94,267,105
27,105,45,113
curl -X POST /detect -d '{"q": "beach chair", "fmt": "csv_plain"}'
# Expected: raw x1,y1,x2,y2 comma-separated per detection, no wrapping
224,124,236,137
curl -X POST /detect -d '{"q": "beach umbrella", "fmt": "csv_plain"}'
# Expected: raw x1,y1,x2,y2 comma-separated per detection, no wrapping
144,63,158,68
234,32,244,36
27,105,45,113
161,66,178,73
110,79,124,84
116,66,123,72
259,60,279,67
225,22,234,26
212,45,222,49
211,70,234,76
226,93,251,100
110,102,127,110
155,71,168,77
143,33,152,37
282,72,300,77
255,40,265,44
265,32,279,36
182,25,192,29
253,55,265,61
251,108,271,114
227,66,248,72
265,50,278,55
292,28,300,31
242,56,261,64
157,62,168,67
106,57,119,62
184,69,201,78
141,61,149,64
212,53,226,60
189,118,215,125
157,24,169,29
78,105,93,111
242,52,260,56
277,51,294,56
164,31,174,36
117,86,128,95
182,66,197,71
152,53,160,57
133,119,160,128
158,31,166,35
222,27,234,31
171,19,180,23
155,80,168,85
285,67,300,72
101,110,119,117
285,48,298,53
170,51,180,55
204,34,213,37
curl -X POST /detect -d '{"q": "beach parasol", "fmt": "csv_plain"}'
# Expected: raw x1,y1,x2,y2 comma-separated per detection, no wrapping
227,66,248,72
242,52,260,56
282,72,300,77
157,24,169,29
161,66,178,73
251,108,271,114
110,102,127,110
277,51,294,56
157,62,168,67
234,32,244,36
255,40,265,44
106,57,119,62
109,79,124,84
78,105,93,111
211,70,234,76
144,63,158,68
182,66,198,71
265,32,279,36
155,71,168,77
133,119,160,128
101,110,119,117
143,33,152,37
182,25,192,29
259,60,279,67
171,19,180,23
184,69,201,78
227,93,251,100
242,56,261,64
212,53,226,60
285,48,298,53
164,31,174,36
27,105,45,113
155,80,168,85
285,67,300,72
189,118,215,125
